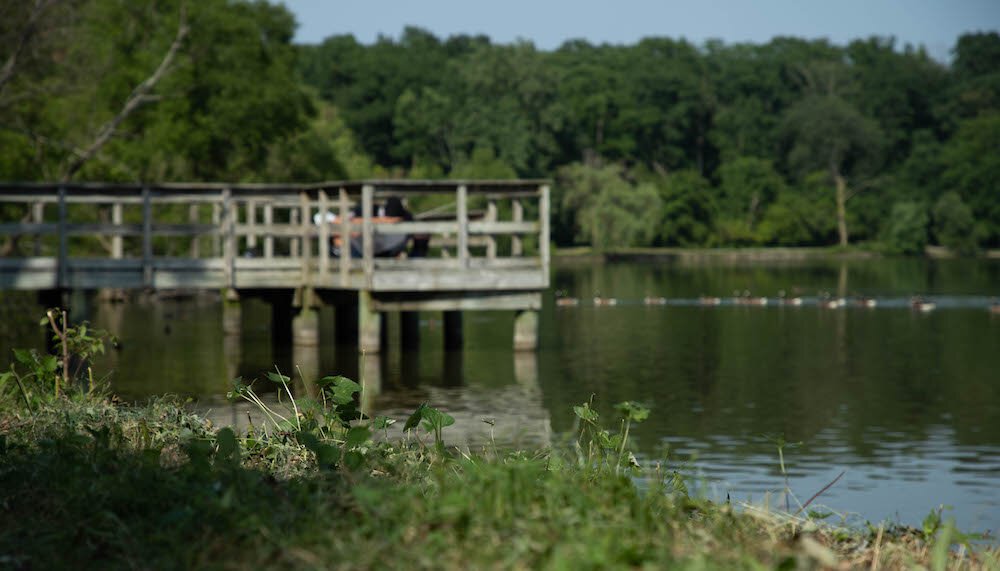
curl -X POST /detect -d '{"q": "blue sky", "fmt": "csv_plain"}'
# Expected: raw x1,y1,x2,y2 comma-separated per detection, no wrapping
280,0,999,61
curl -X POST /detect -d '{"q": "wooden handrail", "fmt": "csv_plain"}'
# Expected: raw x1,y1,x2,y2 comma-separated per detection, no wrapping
0,180,551,292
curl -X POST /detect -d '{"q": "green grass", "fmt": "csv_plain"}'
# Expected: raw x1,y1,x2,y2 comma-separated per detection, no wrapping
2,395,997,570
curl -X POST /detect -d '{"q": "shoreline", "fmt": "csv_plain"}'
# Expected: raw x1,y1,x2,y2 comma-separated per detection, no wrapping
2,397,997,568
554,246,1000,264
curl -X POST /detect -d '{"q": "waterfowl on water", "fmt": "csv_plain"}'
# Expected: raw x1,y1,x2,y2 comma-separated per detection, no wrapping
856,297,877,308
911,296,936,312
555,297,579,307
737,290,768,306
592,296,617,307
819,294,845,309
643,296,667,305
777,290,803,306
698,295,722,306
989,298,999,315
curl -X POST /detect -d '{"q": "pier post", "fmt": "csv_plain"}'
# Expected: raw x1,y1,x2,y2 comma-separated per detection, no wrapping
292,307,319,346
513,351,538,387
359,290,381,354
291,287,320,346
358,351,382,417
513,310,538,351
222,288,241,336
293,341,320,397
223,331,241,386
443,311,463,351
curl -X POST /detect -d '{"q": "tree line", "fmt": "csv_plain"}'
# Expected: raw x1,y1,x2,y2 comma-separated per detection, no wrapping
2,1,998,253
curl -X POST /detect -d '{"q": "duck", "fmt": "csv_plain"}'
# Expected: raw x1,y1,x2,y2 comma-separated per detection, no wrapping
855,297,877,309
818,293,842,309
643,296,667,305
741,290,768,306
592,296,617,307
777,290,803,306
698,295,722,306
555,297,579,307
911,296,936,312
989,298,999,315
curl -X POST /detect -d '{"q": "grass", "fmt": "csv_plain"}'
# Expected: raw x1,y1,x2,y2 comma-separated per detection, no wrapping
0,314,996,569
1,392,998,570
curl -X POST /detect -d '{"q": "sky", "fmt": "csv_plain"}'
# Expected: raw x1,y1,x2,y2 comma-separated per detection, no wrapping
280,0,999,61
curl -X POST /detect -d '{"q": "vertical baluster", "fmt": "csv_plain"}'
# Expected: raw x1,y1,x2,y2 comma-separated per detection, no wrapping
512,198,523,257
263,202,274,259
211,203,221,256
318,189,330,278
223,188,234,288
486,198,497,260
300,191,311,282
539,185,550,284
57,187,67,288
142,188,152,288
290,207,300,258
188,203,199,258
339,187,350,287
362,185,374,287
457,184,468,267
32,202,44,256
246,199,257,254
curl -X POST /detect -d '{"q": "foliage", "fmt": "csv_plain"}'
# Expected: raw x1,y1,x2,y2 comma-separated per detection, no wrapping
656,169,716,246
1,309,115,409
2,393,997,569
941,113,1000,247
932,192,979,255
883,202,930,255
3,7,1000,253
557,162,662,250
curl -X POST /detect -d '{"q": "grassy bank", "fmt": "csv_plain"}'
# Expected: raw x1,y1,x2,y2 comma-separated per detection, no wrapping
1,390,997,570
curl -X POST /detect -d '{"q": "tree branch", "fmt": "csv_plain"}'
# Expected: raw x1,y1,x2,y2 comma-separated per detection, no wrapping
0,0,58,97
60,4,189,181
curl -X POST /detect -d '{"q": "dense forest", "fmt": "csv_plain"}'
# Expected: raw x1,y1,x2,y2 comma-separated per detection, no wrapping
2,1,998,252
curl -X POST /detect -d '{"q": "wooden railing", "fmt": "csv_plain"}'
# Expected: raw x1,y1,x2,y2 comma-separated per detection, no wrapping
0,180,550,292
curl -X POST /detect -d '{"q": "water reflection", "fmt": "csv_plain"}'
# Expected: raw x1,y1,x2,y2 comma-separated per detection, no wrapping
0,257,998,533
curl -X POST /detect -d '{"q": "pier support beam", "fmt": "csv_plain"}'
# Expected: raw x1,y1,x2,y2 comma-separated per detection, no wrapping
293,342,320,395
513,310,538,351
292,307,320,346
359,290,381,354
222,289,241,337
443,311,463,351
358,352,382,416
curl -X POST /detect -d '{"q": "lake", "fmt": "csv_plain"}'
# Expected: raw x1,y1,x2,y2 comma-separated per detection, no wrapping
2,256,998,535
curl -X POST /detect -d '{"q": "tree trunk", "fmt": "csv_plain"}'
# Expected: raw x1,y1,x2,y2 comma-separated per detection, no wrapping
833,171,849,247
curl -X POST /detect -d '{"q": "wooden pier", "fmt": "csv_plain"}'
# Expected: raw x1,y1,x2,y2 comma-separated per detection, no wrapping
0,180,550,352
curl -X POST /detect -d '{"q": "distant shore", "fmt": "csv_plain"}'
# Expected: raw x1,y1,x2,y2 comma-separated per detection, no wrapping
554,246,1000,264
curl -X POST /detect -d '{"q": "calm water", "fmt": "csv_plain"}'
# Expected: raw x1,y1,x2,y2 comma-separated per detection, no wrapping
2,257,999,535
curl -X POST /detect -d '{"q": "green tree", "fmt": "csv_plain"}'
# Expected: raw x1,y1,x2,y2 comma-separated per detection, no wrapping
946,32,1000,122
941,113,1000,246
656,169,716,246
883,201,929,255
932,192,978,255
449,146,517,180
718,157,785,228
782,94,883,246
557,163,661,250
756,172,837,246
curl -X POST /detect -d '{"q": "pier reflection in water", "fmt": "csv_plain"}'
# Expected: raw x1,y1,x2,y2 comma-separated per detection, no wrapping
1,257,998,533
